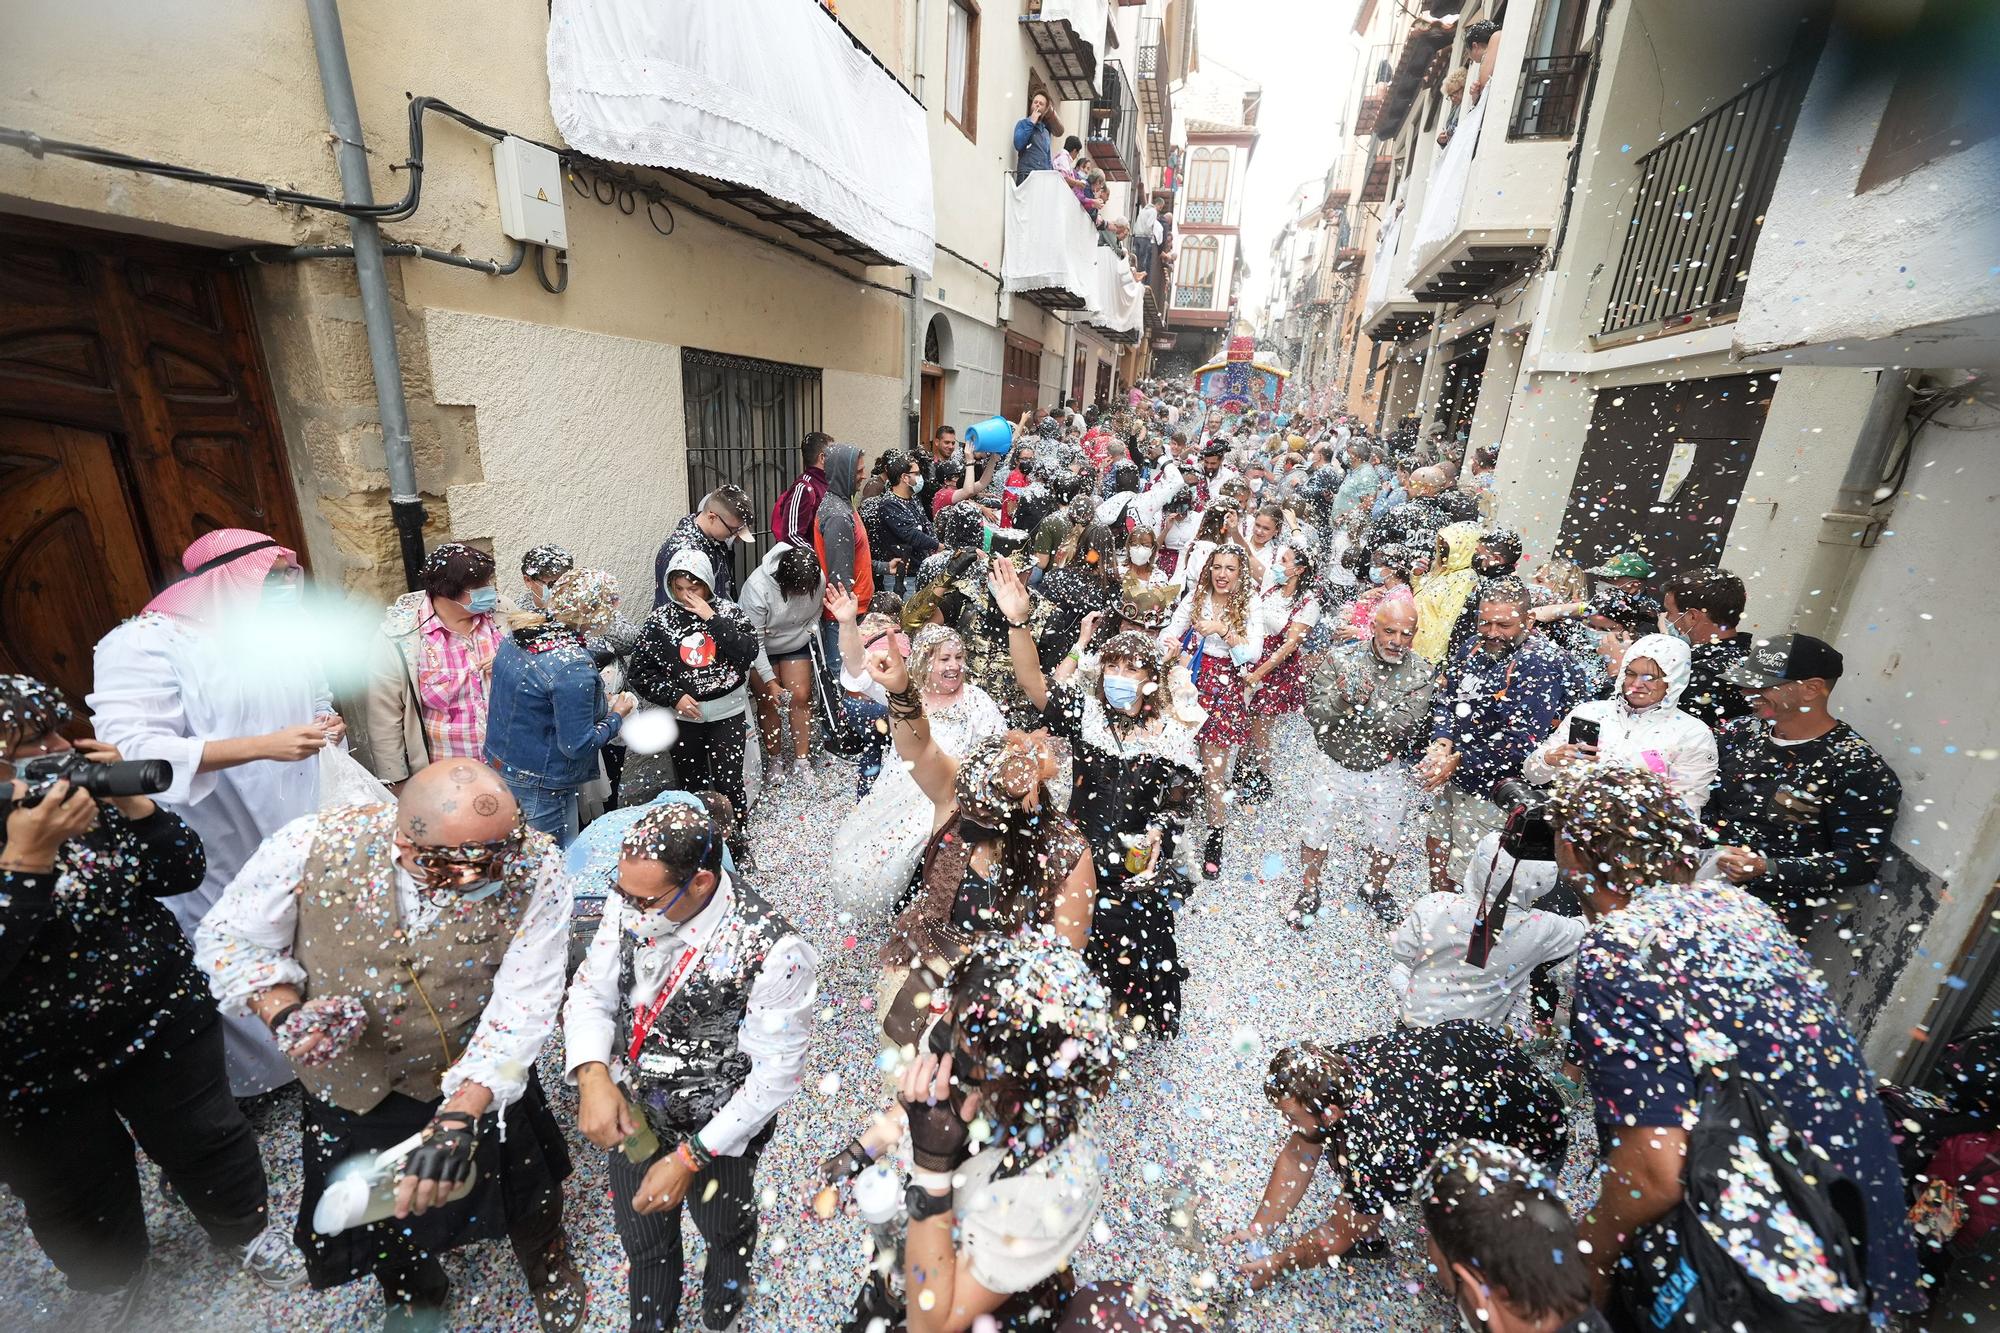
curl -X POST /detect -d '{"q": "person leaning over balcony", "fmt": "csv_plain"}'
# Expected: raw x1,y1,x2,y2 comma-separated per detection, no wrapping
1463,19,1501,105
1013,90,1055,183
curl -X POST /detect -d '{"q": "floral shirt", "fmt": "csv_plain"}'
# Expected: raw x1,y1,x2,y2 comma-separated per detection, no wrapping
416,598,500,761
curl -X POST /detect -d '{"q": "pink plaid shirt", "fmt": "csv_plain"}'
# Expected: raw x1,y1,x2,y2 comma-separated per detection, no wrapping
415,597,500,762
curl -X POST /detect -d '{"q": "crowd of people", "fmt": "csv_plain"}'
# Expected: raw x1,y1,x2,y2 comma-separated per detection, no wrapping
0,376,1948,1333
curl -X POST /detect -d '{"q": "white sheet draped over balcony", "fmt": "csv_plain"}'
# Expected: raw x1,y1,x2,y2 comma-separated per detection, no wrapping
1003,170,1100,303
1032,0,1111,47
1090,247,1144,334
1408,93,1488,270
1364,204,1407,318
548,0,936,274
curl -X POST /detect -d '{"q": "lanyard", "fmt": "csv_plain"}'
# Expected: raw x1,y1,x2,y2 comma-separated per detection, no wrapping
624,940,704,1065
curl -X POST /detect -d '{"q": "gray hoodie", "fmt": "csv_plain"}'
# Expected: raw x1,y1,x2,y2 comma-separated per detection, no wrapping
739,541,824,679
817,443,862,591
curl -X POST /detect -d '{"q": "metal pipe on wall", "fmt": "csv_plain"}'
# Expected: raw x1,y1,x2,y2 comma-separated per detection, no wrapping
1789,368,1919,641
304,0,427,589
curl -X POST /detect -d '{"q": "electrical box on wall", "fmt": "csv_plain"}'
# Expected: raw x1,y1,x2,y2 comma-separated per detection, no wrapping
492,136,568,249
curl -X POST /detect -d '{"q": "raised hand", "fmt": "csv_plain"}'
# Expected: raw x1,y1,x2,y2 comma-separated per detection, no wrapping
988,558,1032,626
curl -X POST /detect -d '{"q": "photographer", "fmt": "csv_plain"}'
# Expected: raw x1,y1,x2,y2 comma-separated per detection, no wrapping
890,929,1117,1331
1550,765,1920,1321
0,674,300,1322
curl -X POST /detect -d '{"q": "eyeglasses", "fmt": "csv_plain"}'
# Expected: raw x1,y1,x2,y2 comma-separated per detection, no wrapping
408,826,525,886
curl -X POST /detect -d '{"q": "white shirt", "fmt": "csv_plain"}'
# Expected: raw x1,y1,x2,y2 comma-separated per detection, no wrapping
1521,697,1720,814
1258,588,1321,638
1389,858,1585,1031
195,811,574,1112
92,610,331,1095
1093,461,1184,532
956,1134,1103,1295
563,875,819,1158
1162,588,1265,664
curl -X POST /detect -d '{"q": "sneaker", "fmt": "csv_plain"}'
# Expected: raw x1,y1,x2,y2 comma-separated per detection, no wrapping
791,758,813,785
1234,767,1273,802
61,1260,150,1333
235,1221,308,1291
1286,885,1321,930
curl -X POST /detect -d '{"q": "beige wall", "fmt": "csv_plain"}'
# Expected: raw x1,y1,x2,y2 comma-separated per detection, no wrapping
0,0,908,600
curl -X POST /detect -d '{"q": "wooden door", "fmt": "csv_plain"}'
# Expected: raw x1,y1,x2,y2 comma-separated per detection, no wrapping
1553,372,1777,576
1001,331,1043,422
919,364,944,447
0,215,305,708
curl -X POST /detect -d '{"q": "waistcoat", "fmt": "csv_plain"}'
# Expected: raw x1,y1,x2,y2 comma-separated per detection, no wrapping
292,802,541,1115
617,882,790,1141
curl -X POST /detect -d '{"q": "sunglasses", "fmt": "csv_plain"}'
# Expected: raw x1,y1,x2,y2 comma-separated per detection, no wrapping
408,826,525,887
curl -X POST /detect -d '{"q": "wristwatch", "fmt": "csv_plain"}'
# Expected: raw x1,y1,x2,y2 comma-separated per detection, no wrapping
905,1182,956,1222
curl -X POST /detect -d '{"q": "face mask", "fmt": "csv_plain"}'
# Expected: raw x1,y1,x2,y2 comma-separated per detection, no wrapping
456,880,504,903
1129,547,1154,566
464,586,500,615
1101,674,1142,712
1659,615,1690,644
1369,567,1388,585
264,580,302,608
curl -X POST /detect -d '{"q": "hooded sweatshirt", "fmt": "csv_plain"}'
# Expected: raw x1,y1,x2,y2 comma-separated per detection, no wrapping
738,541,825,680
1411,522,1482,664
627,549,759,720
813,443,872,614
1522,632,1719,813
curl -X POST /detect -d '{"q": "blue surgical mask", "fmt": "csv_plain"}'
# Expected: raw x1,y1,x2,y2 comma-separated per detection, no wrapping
456,880,504,903
1659,615,1690,644
1369,567,1388,585
1101,674,1142,711
465,586,500,615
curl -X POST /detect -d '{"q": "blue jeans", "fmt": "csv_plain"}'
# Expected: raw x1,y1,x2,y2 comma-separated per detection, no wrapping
503,771,580,847
819,618,844,679
842,695,889,796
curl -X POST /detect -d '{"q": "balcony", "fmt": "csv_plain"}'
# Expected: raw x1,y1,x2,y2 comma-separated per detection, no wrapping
1508,55,1590,140
1088,63,1139,181
1003,169,1102,313
1354,86,1388,137
1089,247,1145,341
1022,0,1110,102
1357,154,1392,203
1372,18,1457,141
1599,63,1809,339
1136,16,1172,159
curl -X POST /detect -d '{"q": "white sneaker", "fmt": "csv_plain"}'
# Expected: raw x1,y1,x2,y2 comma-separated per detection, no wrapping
238,1221,309,1291
791,758,813,785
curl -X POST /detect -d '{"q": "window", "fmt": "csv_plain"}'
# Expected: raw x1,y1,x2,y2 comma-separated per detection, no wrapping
680,349,823,590
1175,236,1219,308
945,0,979,140
1186,148,1229,224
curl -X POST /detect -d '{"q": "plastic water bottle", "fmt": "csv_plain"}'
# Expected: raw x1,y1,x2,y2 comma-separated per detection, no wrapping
849,1163,905,1332
311,1129,479,1235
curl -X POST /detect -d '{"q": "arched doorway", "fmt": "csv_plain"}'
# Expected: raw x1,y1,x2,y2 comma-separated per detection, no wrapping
921,313,955,448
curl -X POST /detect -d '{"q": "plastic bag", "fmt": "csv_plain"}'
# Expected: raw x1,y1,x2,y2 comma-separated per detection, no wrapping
319,744,392,809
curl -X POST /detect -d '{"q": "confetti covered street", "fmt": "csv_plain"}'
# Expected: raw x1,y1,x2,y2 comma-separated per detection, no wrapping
3,714,1563,1330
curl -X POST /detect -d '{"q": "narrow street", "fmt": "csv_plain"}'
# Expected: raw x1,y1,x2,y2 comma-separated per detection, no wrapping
5,713,1570,1330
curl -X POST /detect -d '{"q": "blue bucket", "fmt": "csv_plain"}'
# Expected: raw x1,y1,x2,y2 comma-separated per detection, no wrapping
965,415,1015,456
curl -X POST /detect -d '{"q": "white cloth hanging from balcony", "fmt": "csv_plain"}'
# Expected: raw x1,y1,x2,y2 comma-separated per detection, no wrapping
1090,247,1144,334
1033,0,1112,48
548,0,936,274
1003,171,1101,303
1364,203,1406,317
1408,93,1488,271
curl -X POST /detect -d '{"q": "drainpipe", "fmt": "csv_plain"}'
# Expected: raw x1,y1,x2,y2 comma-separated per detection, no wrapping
904,0,931,450
1789,368,1919,640
304,0,426,589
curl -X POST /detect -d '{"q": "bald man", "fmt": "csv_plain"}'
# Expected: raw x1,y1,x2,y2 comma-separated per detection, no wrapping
1297,597,1436,926
198,760,585,1331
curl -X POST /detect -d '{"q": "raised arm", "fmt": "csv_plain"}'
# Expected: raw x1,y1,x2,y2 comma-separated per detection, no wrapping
988,559,1049,713
863,643,958,811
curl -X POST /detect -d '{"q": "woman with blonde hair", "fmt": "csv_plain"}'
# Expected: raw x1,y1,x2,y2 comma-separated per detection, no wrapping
1162,545,1265,878
827,622,1006,915
486,567,636,844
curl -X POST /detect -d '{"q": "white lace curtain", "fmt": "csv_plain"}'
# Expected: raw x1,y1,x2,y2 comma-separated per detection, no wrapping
548,0,936,274
1408,92,1489,271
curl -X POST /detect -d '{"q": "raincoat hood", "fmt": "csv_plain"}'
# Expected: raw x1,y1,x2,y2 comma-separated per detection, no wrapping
1434,522,1482,576
823,443,861,502
1619,632,1692,712
1410,522,1485,662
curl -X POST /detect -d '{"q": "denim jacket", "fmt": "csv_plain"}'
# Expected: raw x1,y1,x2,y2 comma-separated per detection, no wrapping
484,623,622,788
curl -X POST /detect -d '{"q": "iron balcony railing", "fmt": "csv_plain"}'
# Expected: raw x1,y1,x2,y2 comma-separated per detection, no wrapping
1183,197,1225,224
1599,63,1808,337
1088,62,1139,181
1508,54,1590,140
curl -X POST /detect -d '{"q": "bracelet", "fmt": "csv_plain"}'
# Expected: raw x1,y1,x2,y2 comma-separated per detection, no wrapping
267,1002,303,1034
910,1167,955,1191
886,682,924,722
1005,616,1033,630
676,1140,709,1173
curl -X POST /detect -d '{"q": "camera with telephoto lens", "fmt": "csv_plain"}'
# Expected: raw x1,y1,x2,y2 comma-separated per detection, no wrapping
1,752,173,818
1491,778,1555,863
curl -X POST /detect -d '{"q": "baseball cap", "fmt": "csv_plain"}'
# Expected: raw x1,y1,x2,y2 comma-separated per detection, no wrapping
1200,439,1229,458
1724,633,1845,689
1588,551,1655,579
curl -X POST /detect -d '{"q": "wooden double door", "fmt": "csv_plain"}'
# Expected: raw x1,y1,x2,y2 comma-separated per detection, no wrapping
0,216,305,711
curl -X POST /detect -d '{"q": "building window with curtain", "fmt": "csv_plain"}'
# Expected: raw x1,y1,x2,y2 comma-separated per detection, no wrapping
1186,148,1228,223
946,0,979,140
1174,235,1219,308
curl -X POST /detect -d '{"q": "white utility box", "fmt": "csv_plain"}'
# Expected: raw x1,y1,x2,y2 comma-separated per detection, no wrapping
492,136,568,249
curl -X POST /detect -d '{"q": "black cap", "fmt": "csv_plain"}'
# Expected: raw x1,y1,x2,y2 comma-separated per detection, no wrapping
1725,633,1844,689
1200,439,1229,458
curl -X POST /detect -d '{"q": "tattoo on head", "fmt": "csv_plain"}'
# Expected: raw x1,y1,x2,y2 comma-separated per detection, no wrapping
408,816,428,837
441,798,459,814
473,794,500,816
450,764,477,784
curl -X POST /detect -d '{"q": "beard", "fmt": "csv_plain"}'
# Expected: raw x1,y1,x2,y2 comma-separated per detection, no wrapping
1479,633,1522,658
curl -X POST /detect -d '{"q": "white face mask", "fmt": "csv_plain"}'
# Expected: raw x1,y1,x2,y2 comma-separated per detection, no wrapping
1129,546,1154,566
